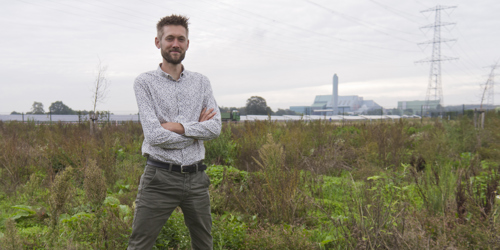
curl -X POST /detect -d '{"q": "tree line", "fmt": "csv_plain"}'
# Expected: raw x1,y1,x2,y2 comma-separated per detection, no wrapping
11,101,95,115
219,96,297,116
12,96,297,116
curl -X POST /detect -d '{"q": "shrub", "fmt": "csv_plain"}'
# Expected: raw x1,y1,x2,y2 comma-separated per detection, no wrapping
1,116,500,248
205,124,238,166
83,159,107,208
154,210,191,249
215,134,312,224
49,166,75,227
0,219,22,250
212,212,247,249
245,223,316,249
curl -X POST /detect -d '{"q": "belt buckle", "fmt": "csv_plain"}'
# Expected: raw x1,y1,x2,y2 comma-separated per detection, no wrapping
180,165,189,174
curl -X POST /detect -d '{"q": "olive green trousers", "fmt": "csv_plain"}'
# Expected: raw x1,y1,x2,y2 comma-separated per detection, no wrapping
127,165,212,250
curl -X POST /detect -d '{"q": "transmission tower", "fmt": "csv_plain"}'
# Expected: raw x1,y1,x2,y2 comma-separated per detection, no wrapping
480,61,499,110
416,5,458,114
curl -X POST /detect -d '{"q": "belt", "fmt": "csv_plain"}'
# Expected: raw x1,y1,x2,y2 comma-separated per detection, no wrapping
146,158,207,174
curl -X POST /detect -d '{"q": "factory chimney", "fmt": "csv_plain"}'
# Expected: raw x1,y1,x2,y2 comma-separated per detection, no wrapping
332,74,338,115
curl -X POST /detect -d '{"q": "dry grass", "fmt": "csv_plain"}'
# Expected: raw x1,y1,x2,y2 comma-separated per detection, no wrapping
49,166,75,226
0,219,22,250
1,113,500,248
84,159,107,207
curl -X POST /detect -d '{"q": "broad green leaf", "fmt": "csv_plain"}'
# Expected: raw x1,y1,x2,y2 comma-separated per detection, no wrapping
10,211,31,221
104,196,120,207
59,213,71,223
72,212,92,219
12,205,36,215
321,239,333,245
367,176,382,181
119,205,131,217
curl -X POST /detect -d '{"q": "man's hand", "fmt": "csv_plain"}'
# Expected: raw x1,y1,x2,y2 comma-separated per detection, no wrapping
161,122,185,134
199,107,216,122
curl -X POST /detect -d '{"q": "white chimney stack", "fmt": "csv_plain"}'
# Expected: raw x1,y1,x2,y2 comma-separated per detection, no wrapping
332,74,338,115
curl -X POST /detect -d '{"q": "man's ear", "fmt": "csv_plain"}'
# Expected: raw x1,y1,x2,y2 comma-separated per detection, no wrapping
155,37,160,49
186,39,190,51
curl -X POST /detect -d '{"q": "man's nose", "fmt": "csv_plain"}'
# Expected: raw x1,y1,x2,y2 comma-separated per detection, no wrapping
172,38,180,47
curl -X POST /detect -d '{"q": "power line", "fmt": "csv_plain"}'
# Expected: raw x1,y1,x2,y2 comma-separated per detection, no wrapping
303,0,421,41
141,0,406,63
19,0,347,64
20,0,417,64
367,0,424,23
200,0,419,53
141,0,375,62
413,0,428,8
453,26,486,69
17,0,150,33
85,0,157,24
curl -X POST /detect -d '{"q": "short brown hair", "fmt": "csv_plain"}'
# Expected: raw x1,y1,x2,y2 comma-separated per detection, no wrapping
156,14,189,39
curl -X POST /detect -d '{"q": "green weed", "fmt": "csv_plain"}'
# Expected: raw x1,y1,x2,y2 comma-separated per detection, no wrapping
1,115,500,249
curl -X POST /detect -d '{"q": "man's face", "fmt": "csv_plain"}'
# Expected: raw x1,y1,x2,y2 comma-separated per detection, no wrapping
155,25,189,65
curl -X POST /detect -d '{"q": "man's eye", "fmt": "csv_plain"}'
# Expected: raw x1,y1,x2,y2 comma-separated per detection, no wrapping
166,37,174,41
178,38,185,42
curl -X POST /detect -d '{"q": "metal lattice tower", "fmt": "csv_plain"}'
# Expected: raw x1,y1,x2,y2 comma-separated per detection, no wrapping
480,62,499,110
416,5,458,113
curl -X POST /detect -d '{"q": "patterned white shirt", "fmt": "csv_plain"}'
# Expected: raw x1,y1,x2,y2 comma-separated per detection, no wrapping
134,65,221,165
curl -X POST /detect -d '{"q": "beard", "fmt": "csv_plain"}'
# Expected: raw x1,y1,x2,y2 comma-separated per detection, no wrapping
161,48,186,65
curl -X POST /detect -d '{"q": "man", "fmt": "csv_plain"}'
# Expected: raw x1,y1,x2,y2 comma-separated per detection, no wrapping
128,14,221,250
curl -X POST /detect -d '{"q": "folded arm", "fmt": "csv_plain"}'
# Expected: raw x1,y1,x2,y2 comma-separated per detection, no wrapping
160,107,216,134
134,79,194,149
180,77,222,140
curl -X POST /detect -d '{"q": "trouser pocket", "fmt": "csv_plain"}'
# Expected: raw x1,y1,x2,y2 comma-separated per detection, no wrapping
140,165,158,190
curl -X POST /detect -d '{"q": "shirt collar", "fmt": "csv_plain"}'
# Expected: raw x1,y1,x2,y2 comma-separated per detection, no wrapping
157,64,186,81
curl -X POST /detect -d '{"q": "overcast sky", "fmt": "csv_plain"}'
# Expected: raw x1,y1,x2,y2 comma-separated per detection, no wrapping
1,0,499,114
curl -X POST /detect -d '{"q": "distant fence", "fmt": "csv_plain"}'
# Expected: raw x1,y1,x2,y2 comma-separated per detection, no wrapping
0,114,140,124
240,114,421,122
1,114,421,124
418,109,499,120
2,109,498,124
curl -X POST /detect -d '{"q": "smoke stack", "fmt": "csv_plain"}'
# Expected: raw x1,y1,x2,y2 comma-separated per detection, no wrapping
332,74,338,115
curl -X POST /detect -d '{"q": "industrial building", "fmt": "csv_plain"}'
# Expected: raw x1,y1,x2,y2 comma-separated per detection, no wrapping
397,100,440,115
290,74,381,115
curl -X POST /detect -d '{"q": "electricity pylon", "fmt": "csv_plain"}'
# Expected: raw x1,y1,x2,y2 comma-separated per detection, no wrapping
480,61,499,110
415,5,458,114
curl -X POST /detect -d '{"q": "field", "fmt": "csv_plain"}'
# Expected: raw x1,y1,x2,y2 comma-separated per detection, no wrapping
1,113,500,249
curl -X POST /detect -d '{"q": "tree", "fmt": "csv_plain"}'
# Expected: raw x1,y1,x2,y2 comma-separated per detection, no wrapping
403,108,414,115
30,102,45,114
266,107,274,115
246,96,271,115
10,111,21,115
387,108,401,116
219,106,241,113
219,106,247,115
218,106,229,113
238,107,247,116
367,108,383,115
275,109,297,116
49,101,75,114
90,59,110,134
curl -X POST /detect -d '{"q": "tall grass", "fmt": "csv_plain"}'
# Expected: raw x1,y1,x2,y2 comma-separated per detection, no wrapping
1,113,500,249
216,133,309,224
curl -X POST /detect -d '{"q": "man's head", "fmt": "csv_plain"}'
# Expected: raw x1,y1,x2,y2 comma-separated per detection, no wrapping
156,14,189,40
155,15,190,65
